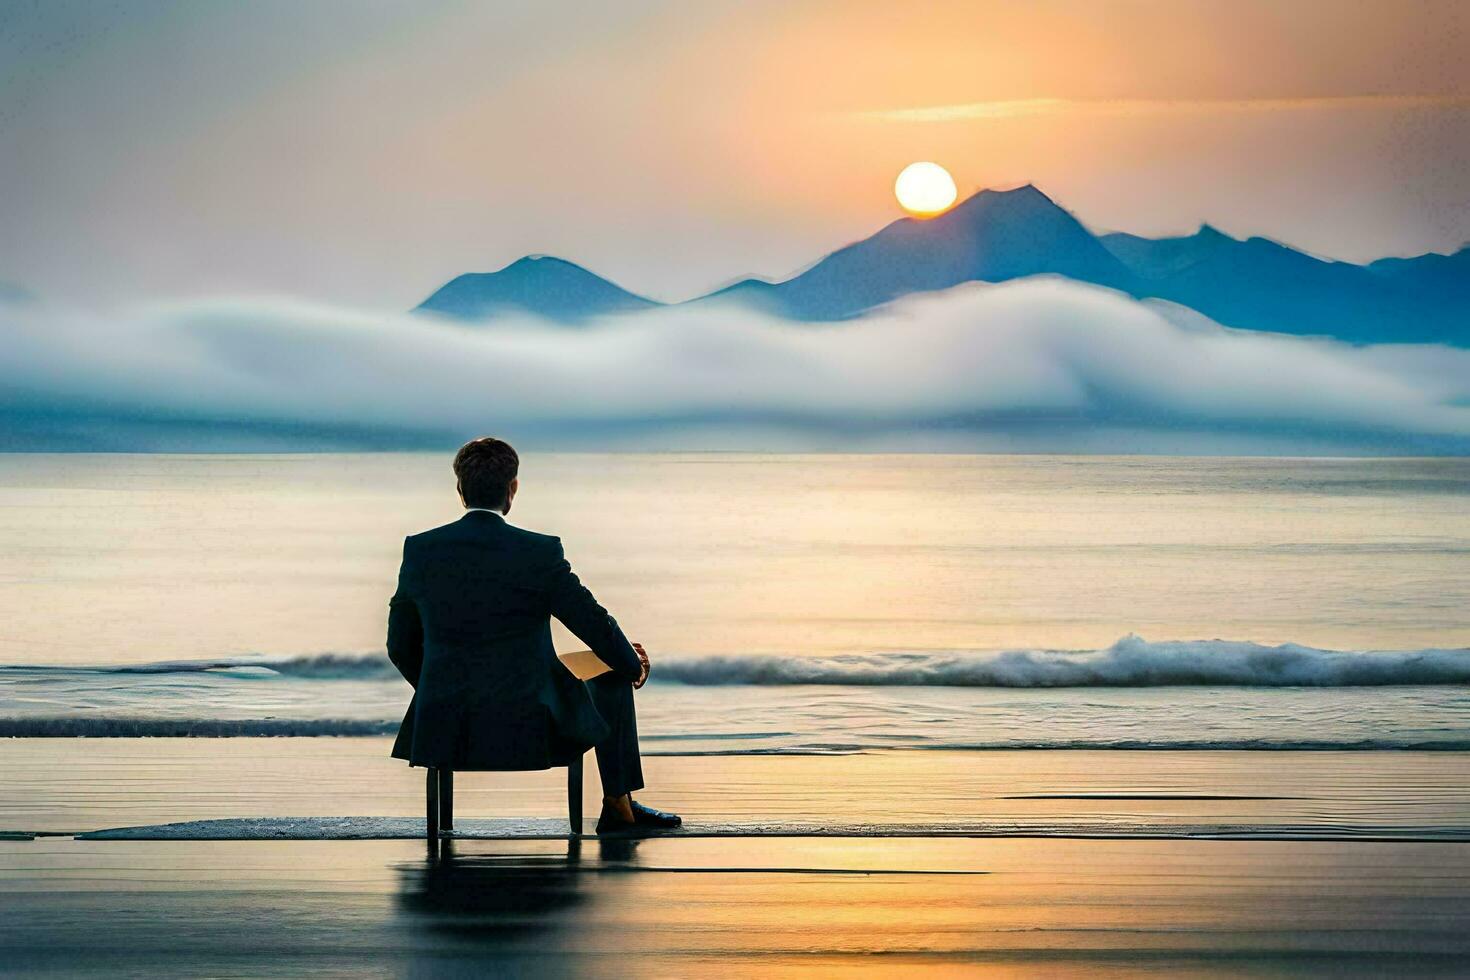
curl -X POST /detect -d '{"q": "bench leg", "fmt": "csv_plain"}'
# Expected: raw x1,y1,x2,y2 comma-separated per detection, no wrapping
568,755,584,835
440,769,454,833
426,767,439,844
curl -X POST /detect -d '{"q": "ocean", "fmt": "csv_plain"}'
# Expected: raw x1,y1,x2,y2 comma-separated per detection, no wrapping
2,452,1466,757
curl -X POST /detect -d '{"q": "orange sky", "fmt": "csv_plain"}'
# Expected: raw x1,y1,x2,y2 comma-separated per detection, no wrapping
2,0,1467,308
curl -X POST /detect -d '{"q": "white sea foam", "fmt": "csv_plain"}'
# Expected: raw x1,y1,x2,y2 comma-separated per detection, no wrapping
653,635,1470,687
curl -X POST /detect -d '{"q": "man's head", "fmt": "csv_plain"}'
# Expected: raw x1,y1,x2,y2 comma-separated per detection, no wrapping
453,437,519,514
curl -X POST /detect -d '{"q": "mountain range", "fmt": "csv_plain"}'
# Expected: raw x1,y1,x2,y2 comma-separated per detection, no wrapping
414,185,1470,346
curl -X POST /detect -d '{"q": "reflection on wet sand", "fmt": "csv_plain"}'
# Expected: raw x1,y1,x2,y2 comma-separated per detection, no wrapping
397,837,644,953
4,837,1470,976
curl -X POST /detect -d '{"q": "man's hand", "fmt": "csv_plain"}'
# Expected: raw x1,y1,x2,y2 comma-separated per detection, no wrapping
633,642,650,689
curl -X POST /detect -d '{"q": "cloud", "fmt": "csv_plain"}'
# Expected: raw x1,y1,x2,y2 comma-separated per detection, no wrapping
851,94,1470,124
2,278,1468,452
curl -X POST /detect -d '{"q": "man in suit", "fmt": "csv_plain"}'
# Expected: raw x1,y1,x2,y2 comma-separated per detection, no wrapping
387,436,680,834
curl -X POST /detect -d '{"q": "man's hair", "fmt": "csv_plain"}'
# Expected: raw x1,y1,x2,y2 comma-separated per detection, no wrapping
453,437,519,509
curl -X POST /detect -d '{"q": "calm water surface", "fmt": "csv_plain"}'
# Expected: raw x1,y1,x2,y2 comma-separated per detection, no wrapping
3,452,1466,658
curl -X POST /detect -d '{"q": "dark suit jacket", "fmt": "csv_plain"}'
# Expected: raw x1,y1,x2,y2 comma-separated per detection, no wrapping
387,509,642,770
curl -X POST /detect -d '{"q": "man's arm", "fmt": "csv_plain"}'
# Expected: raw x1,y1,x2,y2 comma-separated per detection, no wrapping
545,539,643,683
386,538,424,688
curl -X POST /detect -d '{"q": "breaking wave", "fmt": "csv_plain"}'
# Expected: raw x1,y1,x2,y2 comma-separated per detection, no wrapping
7,636,1470,688
5,653,402,681
653,636,1470,687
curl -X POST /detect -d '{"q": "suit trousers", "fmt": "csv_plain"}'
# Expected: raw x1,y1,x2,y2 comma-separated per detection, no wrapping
586,673,645,798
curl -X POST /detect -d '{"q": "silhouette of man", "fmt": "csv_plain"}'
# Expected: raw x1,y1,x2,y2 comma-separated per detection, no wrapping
387,436,680,834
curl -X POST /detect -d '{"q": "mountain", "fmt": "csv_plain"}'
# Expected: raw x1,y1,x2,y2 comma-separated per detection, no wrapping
1101,229,1467,345
1100,224,1236,277
413,189,1470,345
703,184,1137,320
1368,246,1470,310
704,184,1466,342
414,255,657,323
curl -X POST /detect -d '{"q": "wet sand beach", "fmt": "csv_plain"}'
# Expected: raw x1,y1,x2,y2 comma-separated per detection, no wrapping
4,739,1470,976
5,835,1469,977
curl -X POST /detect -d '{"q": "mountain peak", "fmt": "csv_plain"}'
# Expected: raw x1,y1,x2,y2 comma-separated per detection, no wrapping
504,254,579,272
952,182,1060,215
711,182,1132,320
995,182,1047,199
414,255,656,323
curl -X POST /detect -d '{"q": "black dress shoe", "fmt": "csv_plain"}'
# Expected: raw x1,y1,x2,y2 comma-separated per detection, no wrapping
630,800,681,829
595,800,682,836
595,805,637,836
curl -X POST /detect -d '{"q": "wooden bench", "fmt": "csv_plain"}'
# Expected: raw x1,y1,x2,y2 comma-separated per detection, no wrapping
425,754,586,841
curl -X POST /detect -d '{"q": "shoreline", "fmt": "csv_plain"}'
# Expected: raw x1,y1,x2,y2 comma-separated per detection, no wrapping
8,739,1470,841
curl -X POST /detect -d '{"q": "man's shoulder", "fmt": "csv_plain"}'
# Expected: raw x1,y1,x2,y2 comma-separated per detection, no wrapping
502,522,562,555
405,517,561,555
403,520,461,548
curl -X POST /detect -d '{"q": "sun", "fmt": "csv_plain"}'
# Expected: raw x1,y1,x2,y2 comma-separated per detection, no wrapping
894,162,957,217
